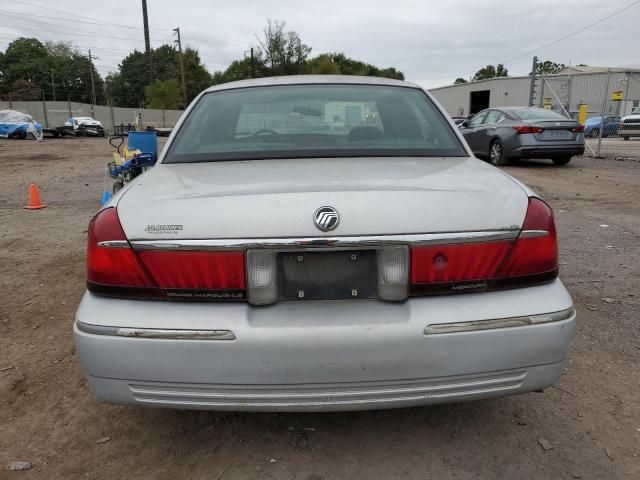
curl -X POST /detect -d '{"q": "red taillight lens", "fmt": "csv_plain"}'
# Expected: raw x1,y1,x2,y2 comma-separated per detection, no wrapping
410,242,511,294
87,208,246,301
137,250,246,300
572,125,585,132
409,197,558,296
87,208,159,298
494,198,558,287
513,125,543,134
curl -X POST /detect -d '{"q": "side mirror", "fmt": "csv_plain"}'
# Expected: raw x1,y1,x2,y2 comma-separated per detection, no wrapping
459,121,469,129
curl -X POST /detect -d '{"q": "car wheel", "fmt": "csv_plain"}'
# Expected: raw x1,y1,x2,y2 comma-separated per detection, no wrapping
623,136,629,141
552,156,572,166
589,128,600,138
489,140,508,166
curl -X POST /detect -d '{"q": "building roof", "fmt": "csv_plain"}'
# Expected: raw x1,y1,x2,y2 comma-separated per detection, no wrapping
557,66,640,74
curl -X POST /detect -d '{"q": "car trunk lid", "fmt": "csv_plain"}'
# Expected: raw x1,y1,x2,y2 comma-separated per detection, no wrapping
116,157,529,240
531,120,580,141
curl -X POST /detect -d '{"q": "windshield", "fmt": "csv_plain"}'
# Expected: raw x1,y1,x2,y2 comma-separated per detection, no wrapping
632,107,640,115
164,84,467,163
511,108,568,121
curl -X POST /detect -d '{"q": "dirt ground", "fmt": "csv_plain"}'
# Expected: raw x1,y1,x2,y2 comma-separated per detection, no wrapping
1,137,639,480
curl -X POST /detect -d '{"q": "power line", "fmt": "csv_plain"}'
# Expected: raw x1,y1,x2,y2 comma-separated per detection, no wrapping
0,33,138,53
0,22,154,42
1,13,171,42
12,0,173,32
417,0,640,81
499,0,640,65
2,8,172,34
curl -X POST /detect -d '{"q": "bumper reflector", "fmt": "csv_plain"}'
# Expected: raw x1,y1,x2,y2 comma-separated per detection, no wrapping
424,307,574,335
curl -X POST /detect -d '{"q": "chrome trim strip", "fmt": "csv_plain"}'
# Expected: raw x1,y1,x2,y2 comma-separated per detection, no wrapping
424,307,575,335
97,240,130,248
129,372,526,400
128,230,519,251
519,230,548,239
76,321,235,340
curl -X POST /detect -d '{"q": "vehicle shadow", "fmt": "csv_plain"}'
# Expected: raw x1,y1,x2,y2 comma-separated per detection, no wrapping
129,395,516,444
505,158,578,168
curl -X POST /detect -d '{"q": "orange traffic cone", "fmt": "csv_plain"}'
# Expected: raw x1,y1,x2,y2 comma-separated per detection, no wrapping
24,182,47,210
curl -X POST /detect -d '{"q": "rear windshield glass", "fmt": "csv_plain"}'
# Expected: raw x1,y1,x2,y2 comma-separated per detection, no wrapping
511,108,568,121
164,84,467,163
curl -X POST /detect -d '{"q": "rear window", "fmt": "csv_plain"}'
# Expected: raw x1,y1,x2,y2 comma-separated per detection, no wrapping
164,84,467,163
512,108,568,121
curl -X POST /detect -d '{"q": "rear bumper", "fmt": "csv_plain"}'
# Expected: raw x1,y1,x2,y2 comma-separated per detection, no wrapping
512,145,585,159
74,280,576,411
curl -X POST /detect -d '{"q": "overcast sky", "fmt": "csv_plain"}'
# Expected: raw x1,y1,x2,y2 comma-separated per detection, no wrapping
1,0,639,89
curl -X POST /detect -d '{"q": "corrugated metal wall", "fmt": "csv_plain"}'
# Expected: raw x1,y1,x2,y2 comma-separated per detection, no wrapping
430,71,640,118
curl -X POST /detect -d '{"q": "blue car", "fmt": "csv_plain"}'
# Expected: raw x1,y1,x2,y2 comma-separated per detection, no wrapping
584,116,620,138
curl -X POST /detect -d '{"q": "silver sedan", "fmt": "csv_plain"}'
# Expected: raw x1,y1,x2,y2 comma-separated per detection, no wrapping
74,76,575,411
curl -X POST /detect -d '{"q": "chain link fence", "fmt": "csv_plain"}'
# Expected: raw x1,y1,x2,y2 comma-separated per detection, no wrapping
539,69,640,159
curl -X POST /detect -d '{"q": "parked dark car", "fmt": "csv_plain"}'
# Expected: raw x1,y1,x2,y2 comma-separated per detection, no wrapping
460,107,585,166
451,115,469,126
584,116,620,138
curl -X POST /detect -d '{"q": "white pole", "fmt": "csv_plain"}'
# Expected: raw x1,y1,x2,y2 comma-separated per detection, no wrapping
596,69,611,157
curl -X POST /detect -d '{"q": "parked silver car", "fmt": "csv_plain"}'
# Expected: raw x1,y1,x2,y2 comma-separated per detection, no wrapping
74,76,575,412
460,107,585,166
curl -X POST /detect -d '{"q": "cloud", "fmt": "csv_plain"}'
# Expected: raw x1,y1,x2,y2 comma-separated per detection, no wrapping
1,0,638,88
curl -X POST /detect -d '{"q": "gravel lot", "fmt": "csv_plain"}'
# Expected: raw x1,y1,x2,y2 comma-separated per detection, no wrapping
1,138,639,479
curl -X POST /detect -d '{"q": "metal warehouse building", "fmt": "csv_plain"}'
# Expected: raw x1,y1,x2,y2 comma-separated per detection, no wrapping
429,66,640,119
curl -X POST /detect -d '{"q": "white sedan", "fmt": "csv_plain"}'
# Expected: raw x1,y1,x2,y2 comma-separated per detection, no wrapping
64,116,105,137
74,76,575,411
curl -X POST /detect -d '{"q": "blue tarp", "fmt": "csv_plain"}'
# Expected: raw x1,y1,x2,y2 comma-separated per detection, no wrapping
0,110,43,139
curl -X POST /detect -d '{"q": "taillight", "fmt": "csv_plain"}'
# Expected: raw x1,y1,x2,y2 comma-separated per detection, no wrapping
137,250,245,300
572,125,585,132
410,242,511,295
493,197,558,288
87,207,246,301
513,125,543,134
87,208,159,298
410,197,558,296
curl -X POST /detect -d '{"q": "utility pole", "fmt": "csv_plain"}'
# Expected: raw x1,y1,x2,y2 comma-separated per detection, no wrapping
142,0,153,82
173,27,188,108
88,49,97,117
50,70,56,101
528,56,538,107
244,47,255,78
596,68,611,157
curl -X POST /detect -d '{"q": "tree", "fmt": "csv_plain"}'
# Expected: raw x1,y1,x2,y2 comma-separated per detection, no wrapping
8,79,41,100
45,41,105,103
306,53,404,80
536,60,566,75
472,64,508,81
0,51,7,97
311,56,341,75
3,38,49,94
0,38,105,103
182,48,213,102
257,19,311,76
454,77,468,84
106,45,210,107
145,79,181,109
